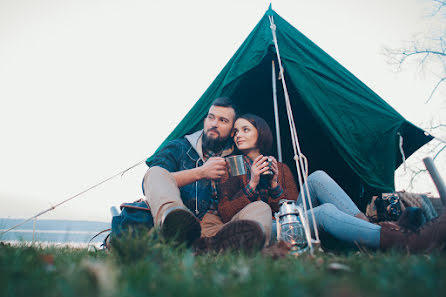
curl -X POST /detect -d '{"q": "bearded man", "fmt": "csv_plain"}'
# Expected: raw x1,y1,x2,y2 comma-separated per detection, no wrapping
143,97,268,252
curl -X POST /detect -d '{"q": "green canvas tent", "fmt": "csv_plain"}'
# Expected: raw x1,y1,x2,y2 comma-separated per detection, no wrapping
147,7,432,210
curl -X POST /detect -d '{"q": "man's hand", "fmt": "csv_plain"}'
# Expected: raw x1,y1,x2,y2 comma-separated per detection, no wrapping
199,157,227,180
172,156,227,188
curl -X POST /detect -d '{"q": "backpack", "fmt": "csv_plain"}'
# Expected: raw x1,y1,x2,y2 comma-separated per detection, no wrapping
111,198,154,239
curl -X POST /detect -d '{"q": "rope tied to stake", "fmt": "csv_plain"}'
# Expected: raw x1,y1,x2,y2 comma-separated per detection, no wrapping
0,158,147,236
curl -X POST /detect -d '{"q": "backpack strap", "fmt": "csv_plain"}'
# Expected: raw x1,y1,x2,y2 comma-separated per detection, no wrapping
120,198,151,211
88,228,112,249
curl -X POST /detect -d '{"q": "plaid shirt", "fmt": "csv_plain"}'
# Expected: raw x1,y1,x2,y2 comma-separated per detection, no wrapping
242,155,283,203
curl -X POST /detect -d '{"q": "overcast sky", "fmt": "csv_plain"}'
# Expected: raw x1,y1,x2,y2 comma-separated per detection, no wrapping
1,0,444,223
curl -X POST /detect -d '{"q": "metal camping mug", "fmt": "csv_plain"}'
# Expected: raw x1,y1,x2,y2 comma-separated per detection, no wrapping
225,155,246,176
261,157,273,175
260,157,274,181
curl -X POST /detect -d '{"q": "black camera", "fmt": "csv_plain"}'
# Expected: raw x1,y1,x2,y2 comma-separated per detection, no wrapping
375,193,402,221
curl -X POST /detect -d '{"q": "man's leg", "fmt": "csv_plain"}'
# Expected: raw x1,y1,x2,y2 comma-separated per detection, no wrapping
200,212,225,238
230,201,272,246
195,202,270,253
143,166,200,245
200,202,272,240
143,166,184,226
211,201,271,252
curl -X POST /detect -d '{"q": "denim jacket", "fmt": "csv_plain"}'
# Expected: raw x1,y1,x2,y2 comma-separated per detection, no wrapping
147,130,233,218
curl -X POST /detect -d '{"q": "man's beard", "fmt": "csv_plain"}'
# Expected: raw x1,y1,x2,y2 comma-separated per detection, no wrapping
202,130,229,154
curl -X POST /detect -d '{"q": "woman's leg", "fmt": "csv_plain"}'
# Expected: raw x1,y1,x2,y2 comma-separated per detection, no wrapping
305,203,381,248
297,170,367,219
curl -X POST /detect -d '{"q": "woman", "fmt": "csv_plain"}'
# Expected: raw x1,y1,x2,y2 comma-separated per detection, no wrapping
218,114,446,252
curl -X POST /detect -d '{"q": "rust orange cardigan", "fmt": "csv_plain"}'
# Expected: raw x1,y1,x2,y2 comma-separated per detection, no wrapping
217,162,299,223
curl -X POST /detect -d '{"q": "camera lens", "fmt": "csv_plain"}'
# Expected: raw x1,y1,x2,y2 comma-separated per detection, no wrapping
389,196,398,204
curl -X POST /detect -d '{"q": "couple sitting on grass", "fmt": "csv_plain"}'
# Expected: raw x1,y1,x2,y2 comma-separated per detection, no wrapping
142,97,446,254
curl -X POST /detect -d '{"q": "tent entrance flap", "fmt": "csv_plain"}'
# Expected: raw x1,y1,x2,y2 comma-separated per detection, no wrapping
229,54,366,208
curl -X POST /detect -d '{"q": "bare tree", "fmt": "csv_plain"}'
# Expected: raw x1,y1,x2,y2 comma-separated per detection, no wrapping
385,1,446,102
385,0,446,191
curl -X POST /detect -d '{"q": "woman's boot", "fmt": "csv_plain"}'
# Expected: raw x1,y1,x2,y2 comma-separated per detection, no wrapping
380,211,446,252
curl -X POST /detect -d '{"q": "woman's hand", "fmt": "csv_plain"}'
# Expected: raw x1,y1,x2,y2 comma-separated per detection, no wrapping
269,156,279,188
249,155,270,190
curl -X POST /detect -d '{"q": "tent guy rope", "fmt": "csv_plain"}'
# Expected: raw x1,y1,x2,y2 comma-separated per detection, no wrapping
398,132,407,172
268,14,320,253
0,159,147,236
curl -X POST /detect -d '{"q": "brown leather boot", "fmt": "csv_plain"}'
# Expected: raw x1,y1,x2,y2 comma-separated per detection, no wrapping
213,220,266,253
194,220,266,254
160,206,201,247
380,212,446,253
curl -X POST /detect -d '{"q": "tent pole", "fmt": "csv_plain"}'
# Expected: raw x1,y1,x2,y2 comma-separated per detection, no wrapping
272,60,283,162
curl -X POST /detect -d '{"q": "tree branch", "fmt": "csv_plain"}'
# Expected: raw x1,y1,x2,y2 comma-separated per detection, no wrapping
432,0,446,15
407,168,427,190
401,49,446,59
430,123,446,130
427,77,446,103
434,144,446,160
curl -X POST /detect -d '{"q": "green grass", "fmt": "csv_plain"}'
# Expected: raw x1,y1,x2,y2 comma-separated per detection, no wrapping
1,234,445,297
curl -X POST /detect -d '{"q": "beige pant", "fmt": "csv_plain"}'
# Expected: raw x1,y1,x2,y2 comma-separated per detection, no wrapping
143,166,184,226
143,166,272,243
201,201,272,245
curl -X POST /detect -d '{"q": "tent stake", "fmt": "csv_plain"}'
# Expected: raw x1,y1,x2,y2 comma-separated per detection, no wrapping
272,60,283,162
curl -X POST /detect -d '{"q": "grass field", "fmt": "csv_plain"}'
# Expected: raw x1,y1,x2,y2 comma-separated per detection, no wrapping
1,234,445,297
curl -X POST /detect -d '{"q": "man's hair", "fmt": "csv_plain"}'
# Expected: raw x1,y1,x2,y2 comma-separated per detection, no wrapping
237,113,273,155
211,97,239,118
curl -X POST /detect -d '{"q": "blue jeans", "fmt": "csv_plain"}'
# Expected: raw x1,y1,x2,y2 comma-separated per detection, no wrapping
272,170,381,248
